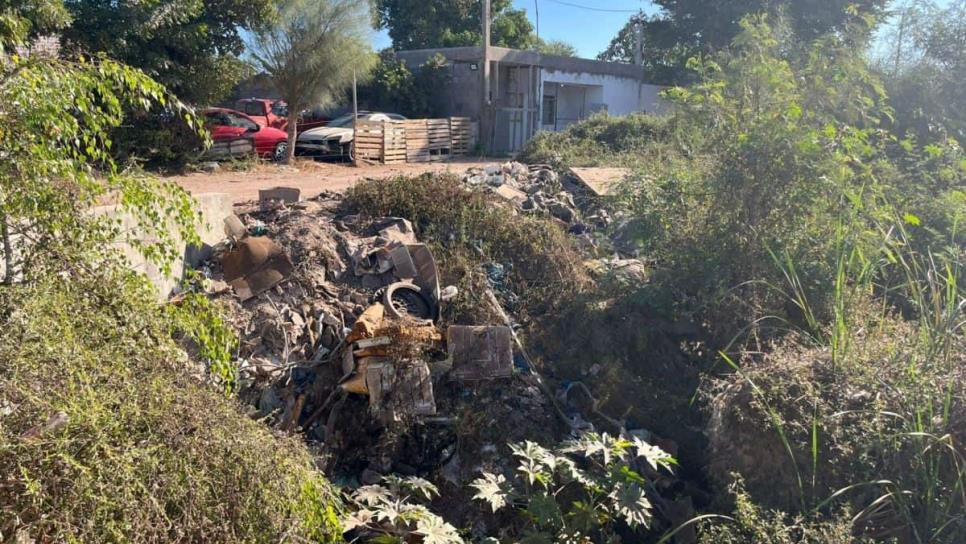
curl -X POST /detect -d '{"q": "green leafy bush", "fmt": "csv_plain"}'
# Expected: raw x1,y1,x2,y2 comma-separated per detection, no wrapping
517,112,680,169
343,475,463,543
470,434,675,542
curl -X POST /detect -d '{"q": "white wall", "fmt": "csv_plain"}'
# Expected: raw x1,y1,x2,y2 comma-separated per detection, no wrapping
540,68,667,121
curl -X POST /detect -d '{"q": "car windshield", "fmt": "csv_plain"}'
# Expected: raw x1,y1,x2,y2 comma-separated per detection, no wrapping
326,114,357,128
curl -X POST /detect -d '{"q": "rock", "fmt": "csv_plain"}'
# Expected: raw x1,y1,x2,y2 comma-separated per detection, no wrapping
200,161,220,173
486,174,505,187
548,201,576,223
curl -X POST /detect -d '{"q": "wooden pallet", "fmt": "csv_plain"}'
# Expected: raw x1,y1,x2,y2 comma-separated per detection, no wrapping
355,117,478,164
354,121,384,163
403,119,431,163
383,121,407,164
449,117,472,155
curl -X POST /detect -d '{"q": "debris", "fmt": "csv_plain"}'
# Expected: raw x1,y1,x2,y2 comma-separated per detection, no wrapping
21,411,69,441
568,167,632,196
381,282,433,321
447,326,513,380
345,303,385,344
223,214,248,239
220,236,294,301
259,186,301,209
376,217,417,245
494,184,528,206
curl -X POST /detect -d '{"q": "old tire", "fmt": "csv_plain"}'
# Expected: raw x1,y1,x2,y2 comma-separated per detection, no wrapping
272,141,288,162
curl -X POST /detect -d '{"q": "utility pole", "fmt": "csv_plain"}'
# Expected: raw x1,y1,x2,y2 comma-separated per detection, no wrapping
534,0,540,39
352,69,358,162
481,0,491,153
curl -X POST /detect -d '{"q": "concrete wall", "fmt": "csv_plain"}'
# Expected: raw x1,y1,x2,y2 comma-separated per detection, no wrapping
95,192,235,298
541,69,667,117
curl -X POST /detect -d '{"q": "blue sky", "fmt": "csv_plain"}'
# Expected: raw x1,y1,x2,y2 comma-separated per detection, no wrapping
372,0,654,59
372,0,957,60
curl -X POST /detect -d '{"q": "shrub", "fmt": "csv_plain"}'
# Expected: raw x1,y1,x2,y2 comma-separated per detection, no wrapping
697,482,866,544
706,237,966,542
0,269,342,543
344,173,589,322
517,112,680,169
469,434,676,542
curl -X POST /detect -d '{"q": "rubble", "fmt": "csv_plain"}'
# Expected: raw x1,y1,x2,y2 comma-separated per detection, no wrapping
191,192,561,494
463,161,581,225
184,161,683,533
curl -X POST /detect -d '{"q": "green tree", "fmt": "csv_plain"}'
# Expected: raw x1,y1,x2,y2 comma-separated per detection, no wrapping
59,0,276,104
534,39,577,57
0,12,201,284
875,0,966,142
248,0,374,164
599,0,888,84
359,51,452,118
374,0,538,50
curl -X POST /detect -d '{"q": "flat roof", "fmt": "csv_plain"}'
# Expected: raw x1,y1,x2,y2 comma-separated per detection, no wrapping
396,46,650,81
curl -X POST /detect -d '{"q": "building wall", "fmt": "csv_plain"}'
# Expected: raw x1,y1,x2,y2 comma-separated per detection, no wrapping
540,69,667,117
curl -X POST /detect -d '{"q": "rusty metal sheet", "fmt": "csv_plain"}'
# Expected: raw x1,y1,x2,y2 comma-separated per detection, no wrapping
221,236,294,301
447,326,513,380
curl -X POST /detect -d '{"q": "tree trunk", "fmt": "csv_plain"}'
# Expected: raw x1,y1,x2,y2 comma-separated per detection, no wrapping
285,104,298,164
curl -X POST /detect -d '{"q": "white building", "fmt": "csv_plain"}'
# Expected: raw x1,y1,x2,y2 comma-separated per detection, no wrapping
396,46,668,154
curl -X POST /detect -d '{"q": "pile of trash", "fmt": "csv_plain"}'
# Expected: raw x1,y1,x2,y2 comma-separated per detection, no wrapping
192,187,566,491
463,161,586,225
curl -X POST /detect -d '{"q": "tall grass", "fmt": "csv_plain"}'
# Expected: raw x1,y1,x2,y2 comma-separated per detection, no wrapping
731,209,966,541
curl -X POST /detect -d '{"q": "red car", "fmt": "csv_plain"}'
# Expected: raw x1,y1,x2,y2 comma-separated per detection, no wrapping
203,108,288,162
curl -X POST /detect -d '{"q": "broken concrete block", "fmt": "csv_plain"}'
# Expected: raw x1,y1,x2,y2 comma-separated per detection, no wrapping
447,326,513,380
223,214,247,239
494,184,528,206
258,186,301,207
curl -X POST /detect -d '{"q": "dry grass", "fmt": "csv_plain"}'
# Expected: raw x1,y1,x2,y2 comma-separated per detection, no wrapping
0,269,342,543
344,173,589,324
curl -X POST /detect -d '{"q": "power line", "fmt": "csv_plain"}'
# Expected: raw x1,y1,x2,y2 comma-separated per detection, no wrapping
544,0,640,13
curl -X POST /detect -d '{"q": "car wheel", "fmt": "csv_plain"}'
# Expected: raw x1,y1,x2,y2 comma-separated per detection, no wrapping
273,141,288,162
341,142,352,161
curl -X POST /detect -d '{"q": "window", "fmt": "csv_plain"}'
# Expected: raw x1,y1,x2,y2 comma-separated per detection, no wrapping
542,95,556,126
241,102,264,116
227,113,258,131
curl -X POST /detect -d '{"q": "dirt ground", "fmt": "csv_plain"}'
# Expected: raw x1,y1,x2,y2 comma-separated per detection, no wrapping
167,158,493,203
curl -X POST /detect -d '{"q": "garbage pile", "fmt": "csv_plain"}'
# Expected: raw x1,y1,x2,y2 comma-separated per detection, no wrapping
463,161,586,225
194,189,565,488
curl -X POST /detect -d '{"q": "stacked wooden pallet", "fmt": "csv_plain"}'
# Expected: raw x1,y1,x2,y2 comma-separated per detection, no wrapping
353,121,384,163
449,117,472,155
426,119,451,161
354,117,478,164
382,121,407,164
403,120,431,163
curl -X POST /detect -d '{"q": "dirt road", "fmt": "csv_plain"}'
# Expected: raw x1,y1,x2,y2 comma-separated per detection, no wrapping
167,158,490,203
